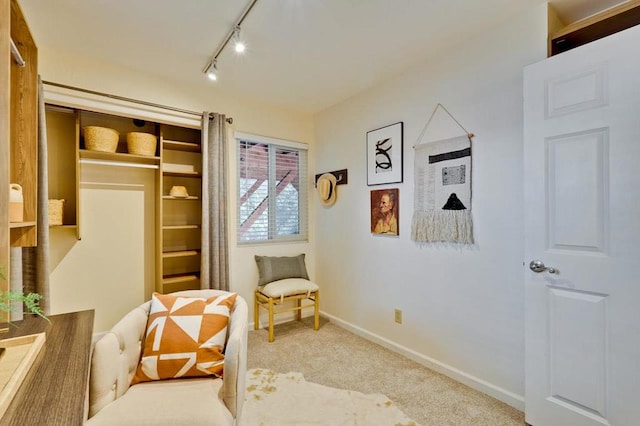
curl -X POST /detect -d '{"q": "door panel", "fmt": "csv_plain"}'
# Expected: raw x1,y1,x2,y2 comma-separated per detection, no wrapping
545,65,608,118
524,24,640,426
547,129,608,253
549,288,607,417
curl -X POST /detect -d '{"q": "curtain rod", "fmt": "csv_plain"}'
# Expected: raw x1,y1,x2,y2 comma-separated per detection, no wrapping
42,80,233,124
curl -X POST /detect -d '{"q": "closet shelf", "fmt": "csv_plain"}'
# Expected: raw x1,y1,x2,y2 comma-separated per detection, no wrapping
162,225,200,230
163,140,201,152
162,171,202,178
9,221,37,229
162,274,200,285
162,195,199,200
162,250,200,259
80,149,160,164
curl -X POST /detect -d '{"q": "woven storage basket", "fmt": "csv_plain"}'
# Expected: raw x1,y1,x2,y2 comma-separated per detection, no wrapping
48,199,65,226
126,132,157,156
83,126,119,153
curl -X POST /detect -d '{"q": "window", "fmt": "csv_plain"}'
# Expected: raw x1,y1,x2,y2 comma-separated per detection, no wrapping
236,133,308,243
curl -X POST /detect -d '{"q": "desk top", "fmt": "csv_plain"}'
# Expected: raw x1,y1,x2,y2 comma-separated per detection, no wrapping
1,310,95,426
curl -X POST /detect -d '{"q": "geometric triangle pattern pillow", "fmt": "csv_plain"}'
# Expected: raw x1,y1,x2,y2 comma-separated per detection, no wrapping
131,292,237,385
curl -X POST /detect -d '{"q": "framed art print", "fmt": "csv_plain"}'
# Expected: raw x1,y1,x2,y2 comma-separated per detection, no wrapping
367,122,403,185
370,188,399,236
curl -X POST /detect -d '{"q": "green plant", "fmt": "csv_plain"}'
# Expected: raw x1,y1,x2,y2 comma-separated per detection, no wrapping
0,266,48,323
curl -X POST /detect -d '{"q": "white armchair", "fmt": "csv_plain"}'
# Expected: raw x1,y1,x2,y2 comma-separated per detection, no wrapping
86,290,248,425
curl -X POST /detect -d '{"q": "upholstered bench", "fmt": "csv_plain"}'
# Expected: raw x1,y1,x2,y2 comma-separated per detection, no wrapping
253,254,319,342
255,278,320,342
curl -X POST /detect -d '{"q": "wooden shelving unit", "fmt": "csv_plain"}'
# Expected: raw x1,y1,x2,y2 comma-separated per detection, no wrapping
158,124,202,293
44,105,202,295
1,0,38,314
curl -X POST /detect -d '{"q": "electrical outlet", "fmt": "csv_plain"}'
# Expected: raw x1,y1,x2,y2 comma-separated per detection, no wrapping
394,308,403,324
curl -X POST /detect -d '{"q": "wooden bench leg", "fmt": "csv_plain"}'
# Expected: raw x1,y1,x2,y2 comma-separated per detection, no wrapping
296,298,302,321
314,291,320,331
254,291,259,330
268,297,275,343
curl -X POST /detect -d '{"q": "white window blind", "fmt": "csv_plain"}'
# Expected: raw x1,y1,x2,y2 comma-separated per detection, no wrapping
236,135,308,244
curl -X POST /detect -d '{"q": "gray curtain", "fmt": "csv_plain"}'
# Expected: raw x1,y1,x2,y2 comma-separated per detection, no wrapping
200,112,229,291
10,247,23,320
22,76,50,315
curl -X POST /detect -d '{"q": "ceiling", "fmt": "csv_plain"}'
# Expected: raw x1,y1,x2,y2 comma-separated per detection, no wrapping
19,0,625,114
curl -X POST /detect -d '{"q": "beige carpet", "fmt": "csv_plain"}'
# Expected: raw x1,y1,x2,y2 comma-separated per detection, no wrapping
240,368,418,425
247,317,524,426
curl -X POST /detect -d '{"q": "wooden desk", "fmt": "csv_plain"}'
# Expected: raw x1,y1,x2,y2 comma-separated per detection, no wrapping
0,310,94,425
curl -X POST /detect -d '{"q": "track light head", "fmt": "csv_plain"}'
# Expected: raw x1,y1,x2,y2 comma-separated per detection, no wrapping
233,26,246,53
205,60,218,81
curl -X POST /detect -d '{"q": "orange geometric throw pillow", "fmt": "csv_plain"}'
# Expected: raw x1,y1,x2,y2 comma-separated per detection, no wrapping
131,292,237,385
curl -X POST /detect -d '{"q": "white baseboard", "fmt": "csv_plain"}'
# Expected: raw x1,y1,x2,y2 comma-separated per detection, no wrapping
320,311,525,411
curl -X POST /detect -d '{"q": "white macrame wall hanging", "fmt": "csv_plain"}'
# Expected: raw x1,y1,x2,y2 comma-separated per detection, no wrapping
411,104,474,245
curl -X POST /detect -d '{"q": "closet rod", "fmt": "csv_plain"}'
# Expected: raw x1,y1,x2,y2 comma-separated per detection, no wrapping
42,80,233,124
79,159,159,170
10,38,25,67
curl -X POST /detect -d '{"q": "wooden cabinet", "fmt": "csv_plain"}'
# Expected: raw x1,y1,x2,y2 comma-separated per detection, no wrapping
1,310,94,425
159,125,202,293
45,105,202,294
1,0,38,308
548,1,640,57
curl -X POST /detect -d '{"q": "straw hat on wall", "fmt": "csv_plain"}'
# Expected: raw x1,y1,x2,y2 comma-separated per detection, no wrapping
317,173,337,206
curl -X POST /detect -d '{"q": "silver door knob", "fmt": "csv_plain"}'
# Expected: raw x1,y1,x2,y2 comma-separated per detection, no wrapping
529,260,556,274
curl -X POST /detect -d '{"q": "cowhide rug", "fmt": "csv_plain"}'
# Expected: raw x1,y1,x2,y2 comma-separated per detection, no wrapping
240,368,419,425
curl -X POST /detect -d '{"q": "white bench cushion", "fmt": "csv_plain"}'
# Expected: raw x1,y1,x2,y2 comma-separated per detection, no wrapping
259,278,319,299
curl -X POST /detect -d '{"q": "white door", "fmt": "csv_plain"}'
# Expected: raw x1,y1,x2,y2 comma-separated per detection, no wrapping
524,26,640,426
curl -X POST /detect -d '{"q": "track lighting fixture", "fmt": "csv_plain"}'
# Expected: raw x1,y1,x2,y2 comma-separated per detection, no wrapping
233,26,246,53
202,0,258,82
204,60,218,81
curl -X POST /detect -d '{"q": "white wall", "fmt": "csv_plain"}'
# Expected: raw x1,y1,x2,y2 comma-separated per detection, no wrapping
39,48,315,330
50,166,156,331
313,5,548,408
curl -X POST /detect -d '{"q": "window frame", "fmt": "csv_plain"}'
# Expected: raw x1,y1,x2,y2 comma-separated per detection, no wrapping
235,132,308,245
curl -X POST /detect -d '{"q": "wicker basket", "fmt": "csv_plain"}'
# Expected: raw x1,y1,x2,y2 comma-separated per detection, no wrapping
83,126,119,153
126,132,157,156
48,199,65,226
